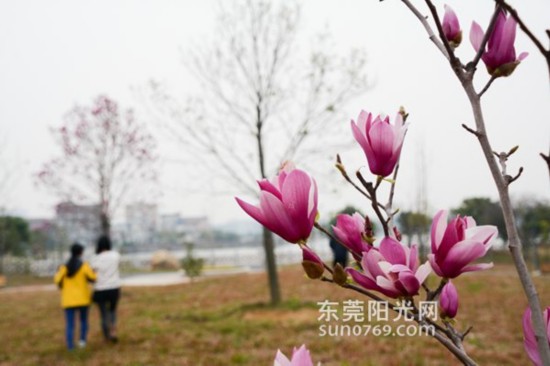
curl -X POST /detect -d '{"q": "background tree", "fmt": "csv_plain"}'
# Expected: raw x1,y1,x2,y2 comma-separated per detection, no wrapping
147,0,368,304
515,198,550,272
396,211,431,256
0,216,30,273
37,95,157,237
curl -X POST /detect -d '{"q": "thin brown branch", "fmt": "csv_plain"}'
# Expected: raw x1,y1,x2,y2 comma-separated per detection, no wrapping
399,0,449,60
478,75,497,98
461,124,483,137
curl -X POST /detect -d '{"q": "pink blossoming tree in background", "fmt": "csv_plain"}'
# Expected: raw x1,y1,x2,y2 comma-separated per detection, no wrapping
235,1,550,364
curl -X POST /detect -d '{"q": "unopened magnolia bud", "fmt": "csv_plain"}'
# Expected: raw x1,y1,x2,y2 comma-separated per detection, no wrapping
302,261,324,279
301,246,324,279
393,226,402,242
333,263,348,286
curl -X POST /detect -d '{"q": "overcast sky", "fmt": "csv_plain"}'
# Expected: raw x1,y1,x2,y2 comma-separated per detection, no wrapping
1,0,549,225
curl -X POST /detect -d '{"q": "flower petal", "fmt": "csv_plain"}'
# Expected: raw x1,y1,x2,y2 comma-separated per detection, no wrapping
523,308,543,366
379,237,407,265
431,210,448,253
469,21,485,52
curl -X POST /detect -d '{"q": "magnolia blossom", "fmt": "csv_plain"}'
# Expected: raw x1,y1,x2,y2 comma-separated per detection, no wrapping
236,164,318,244
440,281,459,319
332,212,372,260
429,210,497,279
347,237,431,298
351,110,408,177
523,307,550,366
470,11,528,77
442,5,462,47
274,344,317,366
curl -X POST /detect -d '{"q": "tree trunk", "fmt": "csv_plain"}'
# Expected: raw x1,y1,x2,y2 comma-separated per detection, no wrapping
263,228,281,305
100,211,111,238
256,101,282,305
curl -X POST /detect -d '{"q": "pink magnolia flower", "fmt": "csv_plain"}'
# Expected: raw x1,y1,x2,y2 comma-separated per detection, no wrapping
523,306,550,366
440,281,459,319
470,11,528,77
346,237,431,298
351,110,408,177
429,210,497,279
236,165,318,244
442,5,462,47
332,212,372,260
274,344,316,366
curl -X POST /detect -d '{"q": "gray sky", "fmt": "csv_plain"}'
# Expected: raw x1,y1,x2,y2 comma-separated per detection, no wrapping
1,0,549,225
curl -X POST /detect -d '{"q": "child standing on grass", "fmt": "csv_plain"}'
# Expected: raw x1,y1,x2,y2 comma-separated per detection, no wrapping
54,243,96,350
91,235,121,343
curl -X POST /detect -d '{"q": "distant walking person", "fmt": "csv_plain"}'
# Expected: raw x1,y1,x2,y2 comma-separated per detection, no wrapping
91,235,121,343
54,243,96,350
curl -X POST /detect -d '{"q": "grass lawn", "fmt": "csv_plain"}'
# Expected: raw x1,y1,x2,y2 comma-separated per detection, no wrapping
0,263,549,365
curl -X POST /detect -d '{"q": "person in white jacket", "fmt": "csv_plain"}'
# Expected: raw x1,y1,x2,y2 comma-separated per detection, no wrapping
91,235,121,342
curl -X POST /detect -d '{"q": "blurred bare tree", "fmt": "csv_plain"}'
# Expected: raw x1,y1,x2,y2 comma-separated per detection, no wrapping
147,0,369,304
36,95,158,237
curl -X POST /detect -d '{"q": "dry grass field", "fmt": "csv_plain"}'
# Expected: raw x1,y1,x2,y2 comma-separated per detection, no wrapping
0,263,549,365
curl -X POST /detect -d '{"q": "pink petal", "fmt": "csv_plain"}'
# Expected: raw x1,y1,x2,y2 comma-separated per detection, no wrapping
469,21,485,52
467,225,498,246
302,246,323,266
259,192,300,243
291,345,314,366
281,170,316,241
439,240,487,278
235,197,266,226
258,179,282,200
415,262,432,285
347,268,379,292
367,120,395,170
431,210,448,253
379,237,407,265
518,51,529,61
274,349,292,366
523,308,543,366
460,262,493,274
397,270,420,296
351,119,371,158
363,249,386,280
428,253,444,277
375,276,401,298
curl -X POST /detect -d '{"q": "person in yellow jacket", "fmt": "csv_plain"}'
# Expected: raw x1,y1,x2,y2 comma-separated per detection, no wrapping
54,243,96,350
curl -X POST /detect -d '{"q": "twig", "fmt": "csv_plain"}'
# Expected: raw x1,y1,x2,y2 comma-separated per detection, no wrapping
357,172,390,237
461,326,473,341
461,124,483,137
335,154,372,200
427,278,448,301
399,0,449,60
478,75,497,98
506,167,524,185
385,163,401,237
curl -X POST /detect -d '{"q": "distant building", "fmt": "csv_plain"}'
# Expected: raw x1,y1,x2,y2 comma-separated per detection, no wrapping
55,202,102,249
125,203,158,249
158,214,210,246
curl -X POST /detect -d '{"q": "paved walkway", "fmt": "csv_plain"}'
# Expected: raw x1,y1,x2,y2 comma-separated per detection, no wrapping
0,267,256,294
